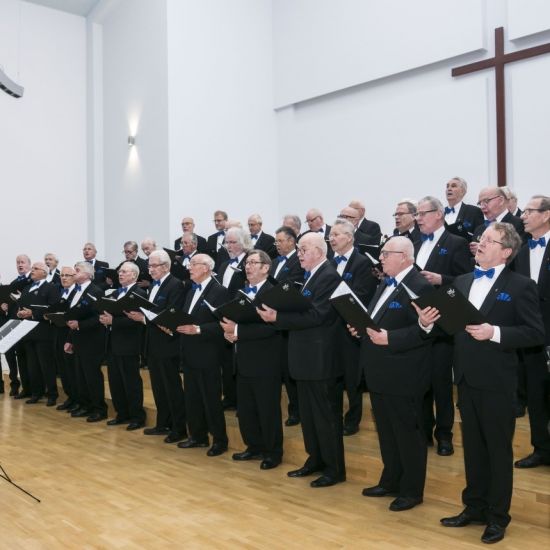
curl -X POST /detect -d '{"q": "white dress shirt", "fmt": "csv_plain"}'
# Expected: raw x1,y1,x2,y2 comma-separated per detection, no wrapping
188,276,212,313
149,273,170,303
444,201,462,225
370,265,413,319
334,246,354,276
222,253,245,288
415,225,445,270
273,249,296,278
70,280,92,307
529,231,550,283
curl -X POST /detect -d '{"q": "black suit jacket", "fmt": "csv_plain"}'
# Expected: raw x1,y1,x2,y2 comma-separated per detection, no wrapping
473,212,526,243
275,261,341,380
180,278,229,369
234,281,282,378
361,268,433,396
330,248,378,305
393,226,422,245
92,259,110,289
252,232,277,259
66,283,105,354
445,203,484,242
414,229,471,285
146,275,186,358
513,241,550,344
206,231,226,262
358,218,382,241
269,251,304,284
18,281,60,341
217,257,247,298
453,268,545,392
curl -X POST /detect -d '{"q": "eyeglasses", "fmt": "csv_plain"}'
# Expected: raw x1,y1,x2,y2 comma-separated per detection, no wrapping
477,196,501,207
213,219,225,223
244,260,265,266
306,215,321,223
414,209,437,218
148,263,166,269
379,250,404,259
393,212,413,218
339,214,357,220
478,236,504,246
523,208,548,215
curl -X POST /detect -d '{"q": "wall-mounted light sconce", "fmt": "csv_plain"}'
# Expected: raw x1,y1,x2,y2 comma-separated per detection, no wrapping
0,67,24,98
128,136,136,147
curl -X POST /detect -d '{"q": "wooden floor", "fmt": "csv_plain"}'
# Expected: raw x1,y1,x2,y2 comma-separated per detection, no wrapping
1,371,549,550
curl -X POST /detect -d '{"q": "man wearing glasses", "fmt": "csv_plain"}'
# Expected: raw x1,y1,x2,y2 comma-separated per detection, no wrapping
206,210,229,261
513,196,550,469
392,200,421,243
414,196,471,457
420,223,544,544
174,217,207,253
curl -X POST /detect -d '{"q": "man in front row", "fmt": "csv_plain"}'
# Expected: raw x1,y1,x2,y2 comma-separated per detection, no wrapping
353,236,433,512
258,232,345,487
418,223,544,544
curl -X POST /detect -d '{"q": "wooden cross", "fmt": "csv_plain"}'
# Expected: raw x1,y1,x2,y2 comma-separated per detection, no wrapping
452,27,550,187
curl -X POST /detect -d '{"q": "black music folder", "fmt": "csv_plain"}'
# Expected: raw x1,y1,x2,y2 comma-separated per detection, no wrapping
212,292,262,324
257,281,311,313
402,282,486,335
152,308,196,332
0,285,17,303
329,281,380,332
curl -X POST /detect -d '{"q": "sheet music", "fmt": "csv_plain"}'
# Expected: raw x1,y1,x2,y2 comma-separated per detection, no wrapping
0,319,39,354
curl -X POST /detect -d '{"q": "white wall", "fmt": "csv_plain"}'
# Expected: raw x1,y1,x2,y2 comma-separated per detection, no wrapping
166,0,277,243
0,0,87,279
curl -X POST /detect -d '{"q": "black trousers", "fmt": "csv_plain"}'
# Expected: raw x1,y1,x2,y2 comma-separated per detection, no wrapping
74,349,107,416
237,374,282,460
297,378,346,480
25,339,57,400
423,339,454,441
107,354,146,424
184,365,227,445
341,332,363,429
458,381,515,528
148,355,186,437
5,343,29,393
281,333,299,419
221,343,237,407
370,392,427,498
53,336,77,404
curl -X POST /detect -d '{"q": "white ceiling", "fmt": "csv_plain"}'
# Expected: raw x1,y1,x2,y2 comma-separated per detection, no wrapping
24,0,101,17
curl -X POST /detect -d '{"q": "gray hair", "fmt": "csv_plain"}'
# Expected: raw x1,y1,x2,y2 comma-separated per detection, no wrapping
449,177,468,193
531,195,550,211
182,232,198,246
387,236,415,261
119,261,140,278
490,222,522,263
149,249,171,266
418,195,444,214
332,218,355,236
226,227,252,252
74,261,94,279
124,241,138,252
397,200,417,215
283,214,302,233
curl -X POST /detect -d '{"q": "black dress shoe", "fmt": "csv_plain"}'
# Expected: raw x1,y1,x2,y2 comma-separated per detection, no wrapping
514,452,550,469
164,433,186,444
46,398,57,407
106,418,129,426
67,403,81,413
14,392,31,400
310,475,342,488
285,416,300,427
440,510,486,527
287,466,321,478
126,422,144,431
260,458,281,470
389,496,423,511
56,401,73,411
143,426,171,435
9,388,19,397
222,401,237,411
481,524,505,544
71,408,90,418
343,425,359,436
0,384,4,394
437,440,454,456
232,450,263,461
25,397,41,404
362,485,398,497
207,443,228,457
177,438,209,449
87,413,107,423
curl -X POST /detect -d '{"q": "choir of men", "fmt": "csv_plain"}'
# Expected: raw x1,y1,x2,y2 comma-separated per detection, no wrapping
1,186,549,545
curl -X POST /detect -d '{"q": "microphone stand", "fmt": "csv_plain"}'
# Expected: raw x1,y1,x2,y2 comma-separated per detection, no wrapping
0,463,41,502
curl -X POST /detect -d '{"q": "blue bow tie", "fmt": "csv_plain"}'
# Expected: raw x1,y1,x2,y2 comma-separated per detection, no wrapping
152,280,161,287
229,258,239,264
483,219,492,227
384,276,397,287
317,228,324,233
182,255,191,261
334,255,347,265
17,275,27,281
277,255,287,263
251,234,258,240
217,230,225,237
61,289,69,297
304,271,311,280
474,267,495,279
244,285,257,294
30,282,40,289
421,233,434,242
444,206,455,215
528,237,546,249
74,284,82,292
191,283,202,291
117,287,128,295
86,260,93,264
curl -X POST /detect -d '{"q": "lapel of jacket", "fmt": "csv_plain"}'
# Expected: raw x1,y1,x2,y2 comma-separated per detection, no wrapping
303,261,327,292
425,230,448,269
538,243,550,285
371,276,409,324
479,267,510,317
190,278,215,315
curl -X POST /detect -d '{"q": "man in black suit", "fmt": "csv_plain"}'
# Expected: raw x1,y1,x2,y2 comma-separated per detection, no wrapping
329,219,378,435
44,253,61,287
258,232,345,488
1,254,32,397
504,188,522,217
444,177,484,242
108,241,149,287
421,222,545,544
355,237,433,512
513,196,550,468
82,242,110,290
415,196,472,456
206,210,229,262
339,206,379,249
99,262,146,431
174,217,207,252
221,250,284,469
16,262,60,406
349,199,382,242
216,227,250,409
471,187,526,257
270,226,304,426
176,254,230,457
304,208,331,243
248,213,277,259
65,261,108,422
392,200,421,243
127,250,187,443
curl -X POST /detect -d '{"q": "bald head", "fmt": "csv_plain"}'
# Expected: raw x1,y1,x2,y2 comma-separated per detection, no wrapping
348,200,365,218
